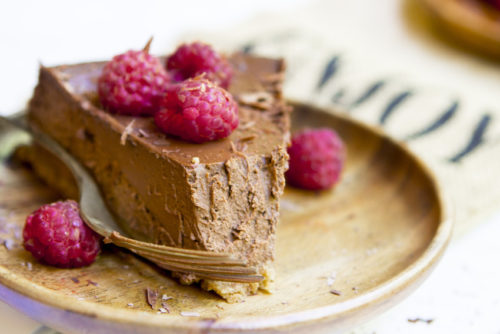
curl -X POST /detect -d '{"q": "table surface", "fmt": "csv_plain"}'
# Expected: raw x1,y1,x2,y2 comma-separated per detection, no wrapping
1,0,499,333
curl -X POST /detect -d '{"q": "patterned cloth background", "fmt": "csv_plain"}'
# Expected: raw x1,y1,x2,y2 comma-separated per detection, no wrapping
199,0,500,237
3,1,500,333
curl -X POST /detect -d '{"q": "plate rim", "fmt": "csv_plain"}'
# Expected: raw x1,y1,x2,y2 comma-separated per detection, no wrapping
0,102,453,332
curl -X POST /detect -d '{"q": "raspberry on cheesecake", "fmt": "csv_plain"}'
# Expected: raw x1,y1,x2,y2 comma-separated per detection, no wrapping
166,42,233,89
97,42,171,116
155,77,239,143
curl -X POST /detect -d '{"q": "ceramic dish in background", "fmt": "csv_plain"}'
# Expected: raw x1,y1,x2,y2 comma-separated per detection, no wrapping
419,0,500,57
0,101,453,334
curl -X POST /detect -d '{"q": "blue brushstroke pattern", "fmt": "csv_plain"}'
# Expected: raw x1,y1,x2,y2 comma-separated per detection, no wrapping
241,43,255,54
350,80,386,108
317,55,340,91
449,114,492,163
379,91,413,125
405,100,459,140
332,88,346,104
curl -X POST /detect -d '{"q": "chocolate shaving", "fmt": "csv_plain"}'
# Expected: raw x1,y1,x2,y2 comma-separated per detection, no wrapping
239,121,256,130
143,37,153,53
71,277,80,284
237,92,273,110
239,135,256,142
146,288,158,309
87,279,98,286
2,239,14,250
120,120,136,146
234,141,248,153
408,318,434,324
161,148,180,155
329,289,342,296
262,127,280,135
230,141,248,159
137,129,150,138
161,301,171,313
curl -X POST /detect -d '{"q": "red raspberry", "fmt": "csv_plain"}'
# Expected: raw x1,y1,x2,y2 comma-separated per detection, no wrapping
166,42,233,89
98,48,170,116
154,77,238,143
286,129,346,190
23,200,101,268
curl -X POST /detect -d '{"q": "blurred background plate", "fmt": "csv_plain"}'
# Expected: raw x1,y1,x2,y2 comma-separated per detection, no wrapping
419,0,500,57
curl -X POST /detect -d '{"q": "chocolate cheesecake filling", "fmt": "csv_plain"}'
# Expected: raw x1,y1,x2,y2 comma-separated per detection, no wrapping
26,53,290,302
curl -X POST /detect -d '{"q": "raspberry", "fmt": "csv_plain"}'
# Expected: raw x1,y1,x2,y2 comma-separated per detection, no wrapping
23,200,101,268
286,129,345,190
166,42,233,89
98,46,170,116
154,77,238,143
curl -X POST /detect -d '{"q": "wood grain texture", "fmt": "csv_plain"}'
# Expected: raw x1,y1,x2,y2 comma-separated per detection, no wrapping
0,102,452,334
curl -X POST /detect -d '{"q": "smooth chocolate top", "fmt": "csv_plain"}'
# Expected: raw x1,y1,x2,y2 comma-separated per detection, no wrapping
53,54,287,165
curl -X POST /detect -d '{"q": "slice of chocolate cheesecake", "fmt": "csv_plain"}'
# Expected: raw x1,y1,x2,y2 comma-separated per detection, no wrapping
26,53,289,302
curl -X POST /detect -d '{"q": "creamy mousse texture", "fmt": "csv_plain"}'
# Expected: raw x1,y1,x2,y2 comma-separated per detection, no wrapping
26,53,290,302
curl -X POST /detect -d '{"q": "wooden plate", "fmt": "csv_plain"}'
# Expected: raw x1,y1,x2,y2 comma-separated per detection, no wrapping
419,0,500,57
0,102,452,334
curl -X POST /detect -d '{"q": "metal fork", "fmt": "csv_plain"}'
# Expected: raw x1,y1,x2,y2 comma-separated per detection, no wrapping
0,115,263,283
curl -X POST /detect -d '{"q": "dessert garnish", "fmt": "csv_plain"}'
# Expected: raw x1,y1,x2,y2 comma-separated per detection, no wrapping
23,200,101,268
97,39,170,116
98,40,237,144
166,42,233,89
154,77,239,143
329,289,342,296
145,287,159,309
286,128,345,190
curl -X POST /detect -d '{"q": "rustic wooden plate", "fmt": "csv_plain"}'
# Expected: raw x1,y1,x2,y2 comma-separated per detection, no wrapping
0,102,452,334
419,0,500,57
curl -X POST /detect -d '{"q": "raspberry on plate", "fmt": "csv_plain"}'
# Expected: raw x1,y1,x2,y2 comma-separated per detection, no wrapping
286,128,346,190
154,77,239,143
23,200,101,268
166,42,233,89
98,40,170,116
